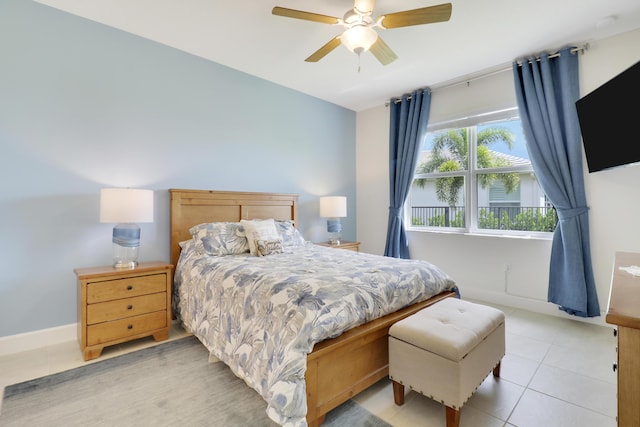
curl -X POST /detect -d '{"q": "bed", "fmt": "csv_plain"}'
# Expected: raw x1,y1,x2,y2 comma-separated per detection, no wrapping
169,189,458,427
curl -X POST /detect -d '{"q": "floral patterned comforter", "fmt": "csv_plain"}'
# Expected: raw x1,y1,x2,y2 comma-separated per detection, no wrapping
173,242,456,426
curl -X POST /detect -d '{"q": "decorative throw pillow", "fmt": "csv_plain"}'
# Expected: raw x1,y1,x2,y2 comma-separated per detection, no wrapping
241,219,280,256
275,220,307,248
189,222,249,256
256,238,284,256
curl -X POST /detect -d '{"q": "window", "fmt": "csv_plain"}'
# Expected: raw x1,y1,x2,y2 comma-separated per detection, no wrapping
408,110,556,235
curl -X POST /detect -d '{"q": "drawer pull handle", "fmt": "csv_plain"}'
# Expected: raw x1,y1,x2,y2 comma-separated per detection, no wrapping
127,324,133,330
127,285,133,291
127,305,133,310
613,362,617,372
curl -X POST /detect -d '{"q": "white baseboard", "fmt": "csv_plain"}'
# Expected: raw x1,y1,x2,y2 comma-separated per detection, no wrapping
461,287,609,328
0,292,611,358
0,323,77,357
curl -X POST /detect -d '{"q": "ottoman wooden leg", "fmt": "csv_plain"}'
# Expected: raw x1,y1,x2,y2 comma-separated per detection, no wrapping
392,380,405,405
493,360,502,377
445,406,461,427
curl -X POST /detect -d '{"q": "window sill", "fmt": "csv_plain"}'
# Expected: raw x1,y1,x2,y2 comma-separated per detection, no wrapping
406,227,553,241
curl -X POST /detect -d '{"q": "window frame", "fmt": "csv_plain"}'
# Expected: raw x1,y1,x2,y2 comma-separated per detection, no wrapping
406,108,554,238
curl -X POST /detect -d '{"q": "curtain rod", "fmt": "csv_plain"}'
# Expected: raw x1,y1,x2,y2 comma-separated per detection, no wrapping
386,44,588,106
515,44,588,66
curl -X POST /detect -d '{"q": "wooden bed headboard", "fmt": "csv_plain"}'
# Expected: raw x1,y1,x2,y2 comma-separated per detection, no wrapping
168,189,299,267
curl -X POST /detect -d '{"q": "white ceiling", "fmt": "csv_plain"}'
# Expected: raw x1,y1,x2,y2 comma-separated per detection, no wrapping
35,0,640,112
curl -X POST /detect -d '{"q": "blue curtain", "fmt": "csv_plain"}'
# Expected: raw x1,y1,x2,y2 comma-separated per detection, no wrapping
384,89,431,258
513,47,600,317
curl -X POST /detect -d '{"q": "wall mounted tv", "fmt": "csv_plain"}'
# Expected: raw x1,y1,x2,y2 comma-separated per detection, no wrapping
576,59,640,173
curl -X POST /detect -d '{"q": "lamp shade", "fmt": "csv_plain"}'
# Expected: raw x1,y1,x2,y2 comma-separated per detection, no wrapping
320,196,347,218
100,188,154,223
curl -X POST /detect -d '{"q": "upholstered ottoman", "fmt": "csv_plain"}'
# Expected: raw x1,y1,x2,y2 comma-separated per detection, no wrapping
389,298,505,427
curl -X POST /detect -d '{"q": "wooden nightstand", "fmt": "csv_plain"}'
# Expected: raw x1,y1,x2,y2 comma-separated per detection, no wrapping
316,241,360,252
75,261,173,361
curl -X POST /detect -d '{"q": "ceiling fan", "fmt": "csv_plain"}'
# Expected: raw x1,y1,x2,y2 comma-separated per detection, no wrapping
272,0,452,66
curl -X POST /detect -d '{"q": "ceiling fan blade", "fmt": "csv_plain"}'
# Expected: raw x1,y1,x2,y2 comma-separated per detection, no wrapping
369,37,398,65
272,7,340,25
354,0,376,14
305,36,342,62
379,3,452,29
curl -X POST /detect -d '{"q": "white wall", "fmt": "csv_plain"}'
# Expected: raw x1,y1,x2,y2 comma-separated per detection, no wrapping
356,106,391,255
581,29,640,311
356,28,640,323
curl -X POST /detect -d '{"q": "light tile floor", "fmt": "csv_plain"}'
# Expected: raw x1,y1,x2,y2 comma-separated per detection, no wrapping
355,301,618,427
0,302,618,426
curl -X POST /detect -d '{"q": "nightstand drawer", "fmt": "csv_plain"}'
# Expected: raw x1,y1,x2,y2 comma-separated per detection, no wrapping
334,244,359,252
316,241,360,252
87,292,167,324
87,273,167,303
87,311,167,346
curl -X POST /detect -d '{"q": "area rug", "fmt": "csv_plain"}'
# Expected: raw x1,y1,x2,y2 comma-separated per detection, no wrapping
0,336,391,427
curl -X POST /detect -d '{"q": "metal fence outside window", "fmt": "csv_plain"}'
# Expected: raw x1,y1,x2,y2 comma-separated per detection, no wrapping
410,206,557,231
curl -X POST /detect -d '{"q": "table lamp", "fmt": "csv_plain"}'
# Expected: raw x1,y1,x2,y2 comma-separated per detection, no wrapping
100,188,154,268
320,196,347,245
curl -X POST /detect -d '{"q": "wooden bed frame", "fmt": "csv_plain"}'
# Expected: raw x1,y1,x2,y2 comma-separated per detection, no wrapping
169,188,456,427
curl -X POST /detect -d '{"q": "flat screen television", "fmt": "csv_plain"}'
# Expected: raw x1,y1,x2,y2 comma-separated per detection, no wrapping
576,59,640,173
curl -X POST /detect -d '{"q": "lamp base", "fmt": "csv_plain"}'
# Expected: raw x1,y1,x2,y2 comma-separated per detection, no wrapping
328,235,341,245
112,240,139,270
113,260,138,269
327,218,342,246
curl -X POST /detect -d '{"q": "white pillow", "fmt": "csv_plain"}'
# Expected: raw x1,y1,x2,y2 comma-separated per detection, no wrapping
241,219,280,256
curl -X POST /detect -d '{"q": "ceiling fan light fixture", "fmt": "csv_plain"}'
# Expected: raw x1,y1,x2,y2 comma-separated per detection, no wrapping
340,25,378,53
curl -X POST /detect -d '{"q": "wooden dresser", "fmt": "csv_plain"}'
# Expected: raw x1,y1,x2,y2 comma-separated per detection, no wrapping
75,261,173,361
606,251,640,426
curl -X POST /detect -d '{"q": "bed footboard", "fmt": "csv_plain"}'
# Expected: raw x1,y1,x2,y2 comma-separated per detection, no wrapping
305,290,456,427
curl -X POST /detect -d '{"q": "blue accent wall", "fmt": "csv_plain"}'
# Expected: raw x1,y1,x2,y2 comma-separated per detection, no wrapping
0,0,356,336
